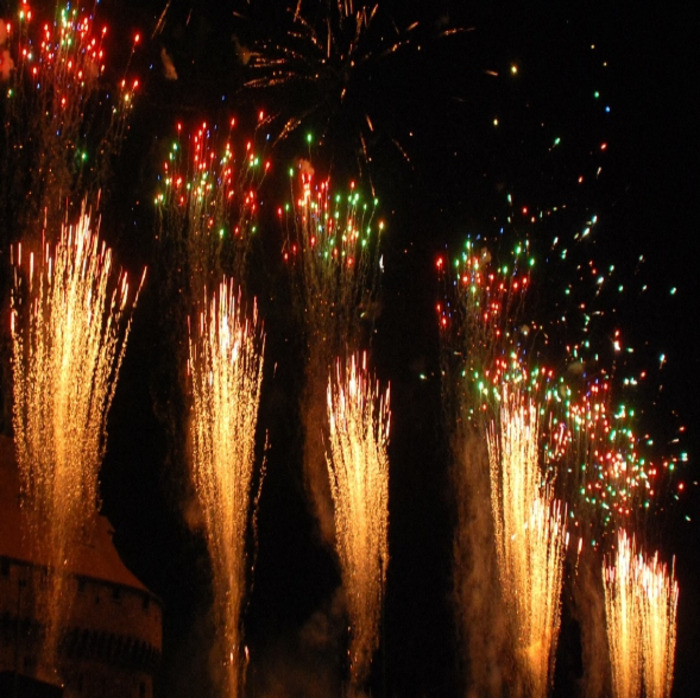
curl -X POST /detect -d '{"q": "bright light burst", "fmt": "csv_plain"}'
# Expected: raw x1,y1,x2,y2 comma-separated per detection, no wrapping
1,1,139,228
438,234,681,543
155,118,270,299
10,208,144,673
187,277,265,698
281,163,384,546
281,162,384,362
487,386,567,695
436,236,533,425
239,0,465,179
603,529,678,698
325,351,390,689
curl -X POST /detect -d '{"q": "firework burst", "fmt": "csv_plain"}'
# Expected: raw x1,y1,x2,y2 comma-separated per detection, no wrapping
325,351,390,690
281,163,384,542
238,0,466,181
187,277,265,698
1,1,139,235
603,529,678,698
281,163,384,360
155,117,270,303
10,208,144,676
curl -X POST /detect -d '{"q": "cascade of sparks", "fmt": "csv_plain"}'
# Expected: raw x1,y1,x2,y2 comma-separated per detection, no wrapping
281,163,384,362
438,235,682,544
486,386,567,696
187,277,265,698
240,0,466,180
10,209,144,676
1,1,139,232
325,352,390,690
280,163,384,545
543,376,679,542
603,529,679,698
436,238,533,403
155,118,270,304
438,226,684,697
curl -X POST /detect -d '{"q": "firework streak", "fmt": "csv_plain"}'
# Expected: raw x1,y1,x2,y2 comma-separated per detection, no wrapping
325,352,390,689
603,529,678,698
187,277,265,698
487,386,567,695
10,209,144,676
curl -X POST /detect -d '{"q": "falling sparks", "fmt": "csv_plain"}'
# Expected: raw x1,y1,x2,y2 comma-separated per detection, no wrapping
280,164,385,547
487,386,567,695
281,164,384,362
2,1,139,228
187,277,265,698
155,118,270,300
325,352,390,690
10,208,144,673
603,529,679,698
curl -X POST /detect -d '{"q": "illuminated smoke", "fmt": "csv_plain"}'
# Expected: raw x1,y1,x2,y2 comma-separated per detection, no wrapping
187,277,265,698
325,352,389,690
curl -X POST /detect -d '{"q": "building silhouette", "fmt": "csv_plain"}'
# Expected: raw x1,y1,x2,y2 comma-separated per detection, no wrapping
0,437,162,697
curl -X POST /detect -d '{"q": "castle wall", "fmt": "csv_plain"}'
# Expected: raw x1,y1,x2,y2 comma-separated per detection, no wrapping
1,555,162,698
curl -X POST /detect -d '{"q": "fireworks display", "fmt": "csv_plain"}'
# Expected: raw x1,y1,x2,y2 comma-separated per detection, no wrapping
9,209,144,675
0,2,694,697
487,386,567,695
281,163,384,359
603,529,679,698
279,163,384,545
1,1,139,233
187,277,265,698
155,118,270,303
325,351,390,690
238,0,464,178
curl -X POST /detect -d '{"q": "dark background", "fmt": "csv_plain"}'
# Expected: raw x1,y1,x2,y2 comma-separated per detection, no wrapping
3,1,699,695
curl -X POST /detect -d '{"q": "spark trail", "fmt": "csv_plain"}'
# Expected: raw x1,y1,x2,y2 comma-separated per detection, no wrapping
281,165,384,543
187,277,265,698
325,352,390,690
1,1,139,234
487,387,567,696
241,1,466,180
281,164,384,360
603,529,678,698
155,118,269,306
10,209,144,677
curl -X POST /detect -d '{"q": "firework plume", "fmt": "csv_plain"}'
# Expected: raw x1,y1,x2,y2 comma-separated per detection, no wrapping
325,351,389,690
10,208,144,677
187,277,265,698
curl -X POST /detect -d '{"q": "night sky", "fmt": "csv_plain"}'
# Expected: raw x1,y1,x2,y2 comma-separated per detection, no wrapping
2,1,699,696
